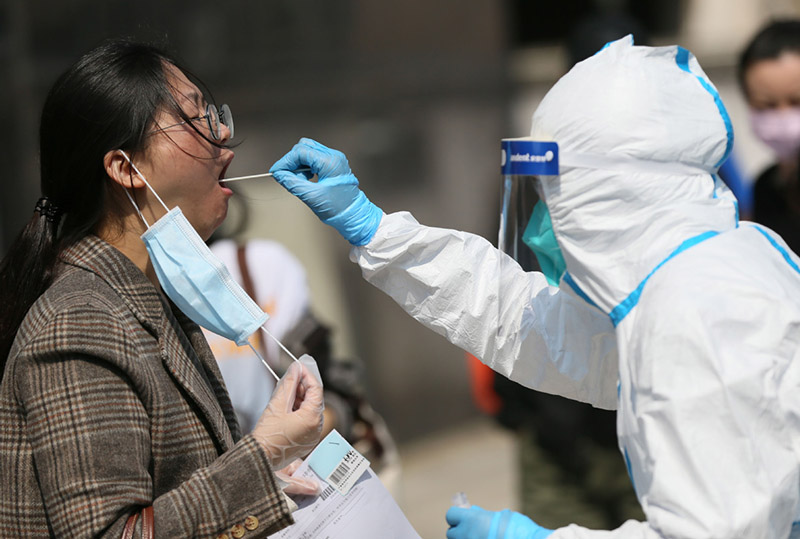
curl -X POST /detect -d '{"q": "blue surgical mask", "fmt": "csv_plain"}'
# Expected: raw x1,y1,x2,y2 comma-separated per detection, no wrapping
522,200,566,286
118,150,268,345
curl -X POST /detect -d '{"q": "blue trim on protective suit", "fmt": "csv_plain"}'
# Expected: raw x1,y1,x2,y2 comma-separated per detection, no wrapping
609,231,719,327
675,47,734,168
563,272,600,309
719,153,753,215
623,447,637,495
753,226,800,274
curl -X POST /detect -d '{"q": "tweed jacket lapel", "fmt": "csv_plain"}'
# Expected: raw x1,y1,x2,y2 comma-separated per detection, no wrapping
172,307,242,441
162,304,240,449
60,236,236,452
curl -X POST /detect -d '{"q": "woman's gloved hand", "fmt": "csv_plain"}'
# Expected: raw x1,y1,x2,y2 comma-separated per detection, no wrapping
446,506,554,539
251,357,324,470
274,459,322,496
269,138,383,246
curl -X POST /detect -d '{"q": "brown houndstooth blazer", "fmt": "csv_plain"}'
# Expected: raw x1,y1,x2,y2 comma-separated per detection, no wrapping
0,235,294,538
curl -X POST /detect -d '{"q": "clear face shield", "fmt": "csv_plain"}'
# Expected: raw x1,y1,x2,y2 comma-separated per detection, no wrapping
498,138,564,285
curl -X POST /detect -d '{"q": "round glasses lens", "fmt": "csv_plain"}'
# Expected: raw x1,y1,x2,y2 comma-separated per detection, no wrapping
207,104,220,140
220,104,234,140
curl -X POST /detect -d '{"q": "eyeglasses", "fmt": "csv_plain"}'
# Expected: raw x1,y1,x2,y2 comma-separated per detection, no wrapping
152,103,234,140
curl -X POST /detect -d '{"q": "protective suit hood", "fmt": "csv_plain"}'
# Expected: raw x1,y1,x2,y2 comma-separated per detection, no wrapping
531,36,738,319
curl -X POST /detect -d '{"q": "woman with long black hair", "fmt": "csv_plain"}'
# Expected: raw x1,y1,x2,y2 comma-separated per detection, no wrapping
0,39,323,538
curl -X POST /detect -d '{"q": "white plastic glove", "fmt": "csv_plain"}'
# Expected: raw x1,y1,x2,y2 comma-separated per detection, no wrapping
274,459,322,496
252,356,324,470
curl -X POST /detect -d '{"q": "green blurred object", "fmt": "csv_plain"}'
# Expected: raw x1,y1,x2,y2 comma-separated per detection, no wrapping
517,427,644,529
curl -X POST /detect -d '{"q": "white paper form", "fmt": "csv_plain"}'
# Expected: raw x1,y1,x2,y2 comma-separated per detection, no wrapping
273,450,421,538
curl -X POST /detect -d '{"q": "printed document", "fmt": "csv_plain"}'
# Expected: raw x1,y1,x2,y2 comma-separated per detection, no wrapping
273,431,421,539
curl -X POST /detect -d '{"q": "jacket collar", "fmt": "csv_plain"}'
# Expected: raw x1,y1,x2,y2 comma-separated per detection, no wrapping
60,235,164,335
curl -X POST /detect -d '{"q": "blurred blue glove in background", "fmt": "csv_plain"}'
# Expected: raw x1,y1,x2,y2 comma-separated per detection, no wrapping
269,138,383,246
446,506,554,539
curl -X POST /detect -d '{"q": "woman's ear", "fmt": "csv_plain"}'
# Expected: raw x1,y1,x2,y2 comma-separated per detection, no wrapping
103,149,147,189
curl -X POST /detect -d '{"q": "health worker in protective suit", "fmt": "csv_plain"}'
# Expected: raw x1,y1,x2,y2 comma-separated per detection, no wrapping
269,36,800,538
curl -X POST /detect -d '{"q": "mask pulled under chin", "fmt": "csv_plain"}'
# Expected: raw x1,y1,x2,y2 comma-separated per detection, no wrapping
142,206,269,345
117,149,269,346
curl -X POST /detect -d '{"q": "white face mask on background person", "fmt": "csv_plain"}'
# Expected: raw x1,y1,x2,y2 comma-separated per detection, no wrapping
749,107,800,162
118,150,269,346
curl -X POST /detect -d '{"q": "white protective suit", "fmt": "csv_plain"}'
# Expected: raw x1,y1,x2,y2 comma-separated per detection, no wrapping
352,37,800,537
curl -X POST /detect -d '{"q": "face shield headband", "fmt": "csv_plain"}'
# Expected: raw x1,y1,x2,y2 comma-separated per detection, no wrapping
499,138,564,285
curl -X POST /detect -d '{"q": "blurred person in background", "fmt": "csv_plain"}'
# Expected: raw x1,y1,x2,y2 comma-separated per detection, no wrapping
203,199,401,493
270,35,800,538
739,19,800,253
0,39,323,538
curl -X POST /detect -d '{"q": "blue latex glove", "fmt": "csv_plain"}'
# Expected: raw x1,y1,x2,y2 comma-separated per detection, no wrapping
446,506,554,539
269,138,383,246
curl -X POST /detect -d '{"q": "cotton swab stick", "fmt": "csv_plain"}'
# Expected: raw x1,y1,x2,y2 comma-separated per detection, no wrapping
219,172,275,183
220,167,311,183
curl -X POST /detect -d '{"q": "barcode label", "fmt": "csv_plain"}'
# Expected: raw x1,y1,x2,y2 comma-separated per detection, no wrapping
319,484,335,501
326,448,369,495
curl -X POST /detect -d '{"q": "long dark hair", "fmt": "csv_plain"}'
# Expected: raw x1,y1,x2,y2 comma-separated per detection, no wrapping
0,39,211,377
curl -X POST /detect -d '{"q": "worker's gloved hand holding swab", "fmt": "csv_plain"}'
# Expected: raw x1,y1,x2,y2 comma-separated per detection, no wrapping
269,138,384,246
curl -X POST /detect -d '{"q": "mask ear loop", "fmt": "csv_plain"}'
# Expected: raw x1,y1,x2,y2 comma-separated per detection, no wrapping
244,325,303,382
117,150,170,228
260,326,300,363
254,329,322,386
247,342,281,381
244,328,300,382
